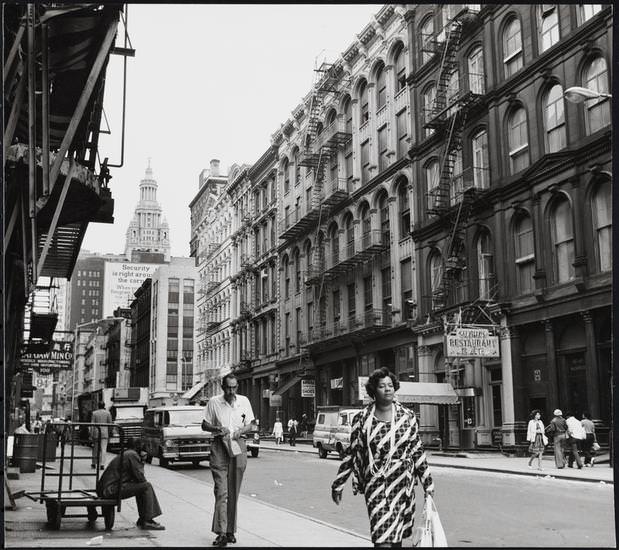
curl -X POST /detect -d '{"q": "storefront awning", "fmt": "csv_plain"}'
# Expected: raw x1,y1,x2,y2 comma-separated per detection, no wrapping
181,381,206,400
396,382,459,405
273,375,302,396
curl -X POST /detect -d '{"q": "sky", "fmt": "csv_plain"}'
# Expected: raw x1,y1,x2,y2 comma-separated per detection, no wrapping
82,3,381,258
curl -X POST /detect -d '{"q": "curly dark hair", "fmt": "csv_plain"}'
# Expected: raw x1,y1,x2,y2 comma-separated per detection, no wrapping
365,367,399,400
529,409,541,420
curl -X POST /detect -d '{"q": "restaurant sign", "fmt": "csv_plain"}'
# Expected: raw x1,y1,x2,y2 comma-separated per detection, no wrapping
445,327,500,358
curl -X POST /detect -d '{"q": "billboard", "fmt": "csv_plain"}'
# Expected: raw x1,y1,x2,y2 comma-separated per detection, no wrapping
445,327,500,358
103,262,160,316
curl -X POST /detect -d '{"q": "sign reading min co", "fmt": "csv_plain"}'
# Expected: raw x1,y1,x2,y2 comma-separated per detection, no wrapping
445,327,500,358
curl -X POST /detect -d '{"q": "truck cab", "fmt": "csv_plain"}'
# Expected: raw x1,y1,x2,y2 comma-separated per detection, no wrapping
312,406,363,459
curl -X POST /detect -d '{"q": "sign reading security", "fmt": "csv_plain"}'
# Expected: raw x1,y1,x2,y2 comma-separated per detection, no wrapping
103,262,160,317
445,327,500,358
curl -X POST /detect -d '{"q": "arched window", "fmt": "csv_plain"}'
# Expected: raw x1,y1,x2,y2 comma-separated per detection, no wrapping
477,231,494,299
429,251,444,307
343,96,354,191
580,4,602,23
550,197,575,283
283,255,290,299
378,192,390,245
293,249,301,293
330,225,340,265
503,17,523,77
507,107,529,174
583,57,610,134
359,80,369,124
543,84,566,153
468,46,485,94
446,70,460,115
514,213,535,294
423,84,436,137
420,17,434,65
376,64,387,110
394,43,406,93
591,181,611,272
343,96,353,133
326,109,337,128
425,160,439,212
293,148,301,186
345,215,355,257
305,241,313,276
398,180,410,238
282,158,290,193
472,129,489,189
361,204,371,247
539,5,559,53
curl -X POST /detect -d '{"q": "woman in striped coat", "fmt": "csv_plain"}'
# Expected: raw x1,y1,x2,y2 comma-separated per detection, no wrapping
331,367,434,547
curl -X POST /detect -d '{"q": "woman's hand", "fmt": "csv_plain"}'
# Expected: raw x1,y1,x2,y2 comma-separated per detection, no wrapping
331,488,342,505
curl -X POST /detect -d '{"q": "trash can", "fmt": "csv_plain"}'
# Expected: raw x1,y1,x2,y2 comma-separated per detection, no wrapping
14,433,39,473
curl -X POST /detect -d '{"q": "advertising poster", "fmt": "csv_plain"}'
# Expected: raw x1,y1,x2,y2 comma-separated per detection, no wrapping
103,262,160,316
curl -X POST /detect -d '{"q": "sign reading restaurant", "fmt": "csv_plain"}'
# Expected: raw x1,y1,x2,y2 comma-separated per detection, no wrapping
445,327,500,358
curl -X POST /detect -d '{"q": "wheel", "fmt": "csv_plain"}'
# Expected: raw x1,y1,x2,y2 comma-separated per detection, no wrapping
46,501,62,530
318,445,328,459
192,459,201,467
337,444,346,460
87,505,98,522
103,505,115,530
250,448,259,458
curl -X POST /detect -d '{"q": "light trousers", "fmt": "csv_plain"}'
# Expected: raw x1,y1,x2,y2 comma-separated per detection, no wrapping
92,436,109,467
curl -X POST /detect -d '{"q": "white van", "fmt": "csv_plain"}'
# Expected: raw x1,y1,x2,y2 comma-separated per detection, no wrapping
312,406,363,459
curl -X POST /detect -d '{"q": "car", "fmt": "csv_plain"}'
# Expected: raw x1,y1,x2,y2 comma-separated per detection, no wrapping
312,406,363,459
140,405,212,468
247,431,260,457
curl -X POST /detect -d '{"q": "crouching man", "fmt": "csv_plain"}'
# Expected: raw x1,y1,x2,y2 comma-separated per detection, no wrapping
96,437,165,530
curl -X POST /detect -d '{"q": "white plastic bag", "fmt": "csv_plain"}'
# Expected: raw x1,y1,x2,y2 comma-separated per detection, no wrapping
414,495,448,547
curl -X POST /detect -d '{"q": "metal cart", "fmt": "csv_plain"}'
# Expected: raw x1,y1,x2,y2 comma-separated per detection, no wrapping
24,422,125,530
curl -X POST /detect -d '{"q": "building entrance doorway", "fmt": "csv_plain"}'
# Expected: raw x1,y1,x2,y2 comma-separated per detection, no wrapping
561,352,588,417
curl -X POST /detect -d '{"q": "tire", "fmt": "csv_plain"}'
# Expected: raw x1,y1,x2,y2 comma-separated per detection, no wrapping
103,505,115,530
87,505,98,522
318,445,328,459
192,459,201,467
46,501,62,530
250,448,259,458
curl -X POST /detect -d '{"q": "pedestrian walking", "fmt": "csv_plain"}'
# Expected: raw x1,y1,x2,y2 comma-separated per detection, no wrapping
565,412,585,469
91,403,113,470
299,414,309,438
581,412,597,467
545,409,568,469
201,373,256,547
526,409,547,470
32,416,42,434
272,419,283,445
288,418,298,446
96,437,165,530
331,367,434,547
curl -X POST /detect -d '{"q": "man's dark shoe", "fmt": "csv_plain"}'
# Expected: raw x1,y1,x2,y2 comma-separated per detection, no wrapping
136,518,145,527
141,520,165,530
213,534,227,547
226,533,237,544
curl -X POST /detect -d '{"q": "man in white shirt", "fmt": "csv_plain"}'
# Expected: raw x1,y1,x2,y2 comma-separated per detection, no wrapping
202,373,256,547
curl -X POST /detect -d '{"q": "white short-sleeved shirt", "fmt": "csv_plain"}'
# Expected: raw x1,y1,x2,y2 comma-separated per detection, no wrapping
204,394,255,432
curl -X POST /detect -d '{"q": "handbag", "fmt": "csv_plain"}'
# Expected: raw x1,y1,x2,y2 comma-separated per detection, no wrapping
413,495,448,547
592,441,601,451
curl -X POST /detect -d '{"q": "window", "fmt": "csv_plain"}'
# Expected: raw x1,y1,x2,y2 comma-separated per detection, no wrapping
294,150,301,186
379,193,390,244
539,5,559,52
283,158,290,193
361,205,371,247
477,232,494,299
359,81,369,124
347,283,356,319
295,307,301,348
503,18,523,77
394,44,406,92
329,146,338,188
580,4,602,23
364,276,373,312
398,180,410,238
168,278,179,303
449,148,463,205
396,109,408,158
293,249,301,293
591,182,611,272
472,130,489,189
420,17,434,64
543,84,566,153
381,266,392,313
376,64,387,110
333,289,341,324
285,312,290,354
360,140,371,183
430,252,443,294
468,47,485,94
583,57,610,134
550,198,575,283
401,258,413,319
423,85,436,137
446,70,459,116
345,150,354,192
378,125,389,172
507,107,529,173
345,217,354,257
426,161,439,212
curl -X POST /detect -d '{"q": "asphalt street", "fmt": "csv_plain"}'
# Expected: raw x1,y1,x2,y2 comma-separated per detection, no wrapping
178,446,615,547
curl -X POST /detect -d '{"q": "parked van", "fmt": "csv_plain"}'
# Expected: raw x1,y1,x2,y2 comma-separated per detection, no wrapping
312,406,363,459
140,405,212,467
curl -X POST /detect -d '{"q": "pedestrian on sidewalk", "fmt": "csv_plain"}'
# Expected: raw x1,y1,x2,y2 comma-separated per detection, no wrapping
565,412,585,469
288,418,298,446
90,402,113,470
272,418,283,445
96,437,165,530
299,414,309,438
545,409,568,469
581,412,597,467
201,372,256,547
526,409,547,470
32,415,42,434
331,367,434,547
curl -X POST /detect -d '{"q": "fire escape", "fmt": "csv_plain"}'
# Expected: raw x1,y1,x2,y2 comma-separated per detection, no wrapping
422,7,487,311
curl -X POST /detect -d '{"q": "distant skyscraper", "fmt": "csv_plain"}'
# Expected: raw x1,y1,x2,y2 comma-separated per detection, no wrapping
125,160,171,262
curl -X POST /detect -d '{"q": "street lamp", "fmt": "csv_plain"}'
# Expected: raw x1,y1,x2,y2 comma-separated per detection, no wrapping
564,86,612,103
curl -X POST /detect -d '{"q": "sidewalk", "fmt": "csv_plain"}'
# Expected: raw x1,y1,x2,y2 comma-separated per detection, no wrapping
4,445,370,548
259,439,614,484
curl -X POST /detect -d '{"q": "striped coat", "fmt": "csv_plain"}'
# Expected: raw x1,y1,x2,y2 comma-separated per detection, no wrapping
331,401,434,543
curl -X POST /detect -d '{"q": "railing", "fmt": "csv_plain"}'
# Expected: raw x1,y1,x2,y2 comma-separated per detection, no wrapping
394,86,408,112
376,104,389,128
239,301,254,317
316,117,352,149
306,309,392,344
449,166,490,205
359,119,371,142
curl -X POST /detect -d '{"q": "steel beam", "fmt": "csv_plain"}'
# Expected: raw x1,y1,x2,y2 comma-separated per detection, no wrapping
27,4,37,286
41,22,50,196
3,202,20,255
3,62,26,162
4,22,26,85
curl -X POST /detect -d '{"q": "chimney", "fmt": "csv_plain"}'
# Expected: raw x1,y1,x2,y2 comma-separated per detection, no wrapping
210,159,220,177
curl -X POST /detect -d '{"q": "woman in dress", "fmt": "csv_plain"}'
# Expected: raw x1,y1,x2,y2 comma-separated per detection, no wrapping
272,418,283,445
331,367,434,547
526,409,547,470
